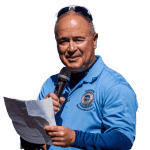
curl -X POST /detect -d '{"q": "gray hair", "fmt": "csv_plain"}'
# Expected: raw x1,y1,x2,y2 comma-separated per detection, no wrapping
54,11,96,40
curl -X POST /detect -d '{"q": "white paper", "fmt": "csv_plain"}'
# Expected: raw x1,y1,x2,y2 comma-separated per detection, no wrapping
4,97,56,145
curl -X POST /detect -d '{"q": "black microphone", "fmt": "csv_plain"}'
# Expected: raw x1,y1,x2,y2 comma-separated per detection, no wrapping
54,67,71,98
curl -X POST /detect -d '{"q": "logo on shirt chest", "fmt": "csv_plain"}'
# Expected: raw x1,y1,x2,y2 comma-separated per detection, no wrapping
76,89,95,111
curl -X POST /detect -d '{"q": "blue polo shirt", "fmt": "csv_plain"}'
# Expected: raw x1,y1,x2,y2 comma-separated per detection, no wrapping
37,55,138,150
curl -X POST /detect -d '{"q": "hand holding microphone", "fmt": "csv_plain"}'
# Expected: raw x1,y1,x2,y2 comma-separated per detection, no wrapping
43,67,71,114
43,93,65,114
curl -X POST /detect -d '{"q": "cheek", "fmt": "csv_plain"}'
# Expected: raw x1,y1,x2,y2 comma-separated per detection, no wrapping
57,45,67,55
81,42,94,65
78,42,89,53
57,46,68,64
80,41,93,56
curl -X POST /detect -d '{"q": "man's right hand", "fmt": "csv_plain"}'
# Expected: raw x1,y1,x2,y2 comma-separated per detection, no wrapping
43,93,65,114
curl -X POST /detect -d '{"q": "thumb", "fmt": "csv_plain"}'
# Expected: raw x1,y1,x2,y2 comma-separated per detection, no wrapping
59,97,65,104
43,94,48,100
43,93,51,100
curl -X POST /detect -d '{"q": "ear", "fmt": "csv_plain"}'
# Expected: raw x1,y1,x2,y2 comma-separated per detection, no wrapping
93,33,98,49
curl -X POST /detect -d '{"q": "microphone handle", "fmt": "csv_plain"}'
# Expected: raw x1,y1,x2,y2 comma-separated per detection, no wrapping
54,80,67,98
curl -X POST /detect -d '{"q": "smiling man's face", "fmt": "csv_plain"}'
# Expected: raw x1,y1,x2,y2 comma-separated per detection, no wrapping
55,12,98,71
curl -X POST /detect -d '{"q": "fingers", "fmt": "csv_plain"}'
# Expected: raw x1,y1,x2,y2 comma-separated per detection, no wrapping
46,130,65,137
43,94,49,100
53,97,65,114
49,93,59,101
43,93,59,114
52,99,60,114
43,93,65,114
44,125,61,132
44,126,75,147
43,93,59,101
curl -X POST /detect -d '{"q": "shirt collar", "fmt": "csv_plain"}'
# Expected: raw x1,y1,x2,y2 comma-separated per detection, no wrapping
82,55,105,83
64,55,105,95
70,56,98,80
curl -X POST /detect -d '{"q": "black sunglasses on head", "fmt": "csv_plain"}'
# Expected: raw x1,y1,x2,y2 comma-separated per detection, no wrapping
57,6,93,21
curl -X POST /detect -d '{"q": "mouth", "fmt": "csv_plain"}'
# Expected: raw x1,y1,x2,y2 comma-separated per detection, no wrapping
66,56,80,62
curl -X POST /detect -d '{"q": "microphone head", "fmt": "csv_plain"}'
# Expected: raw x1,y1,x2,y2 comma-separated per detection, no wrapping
58,67,71,82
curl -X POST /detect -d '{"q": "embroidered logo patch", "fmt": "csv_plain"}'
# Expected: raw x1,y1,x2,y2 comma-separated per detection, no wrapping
76,89,95,111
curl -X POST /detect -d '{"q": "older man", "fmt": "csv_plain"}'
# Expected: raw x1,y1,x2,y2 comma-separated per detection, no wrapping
21,6,138,150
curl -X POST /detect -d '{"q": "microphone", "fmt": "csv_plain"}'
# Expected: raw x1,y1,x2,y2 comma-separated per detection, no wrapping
54,67,71,98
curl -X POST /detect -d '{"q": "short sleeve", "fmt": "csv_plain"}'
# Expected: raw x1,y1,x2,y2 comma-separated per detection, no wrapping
37,75,58,100
102,84,138,143
37,85,45,100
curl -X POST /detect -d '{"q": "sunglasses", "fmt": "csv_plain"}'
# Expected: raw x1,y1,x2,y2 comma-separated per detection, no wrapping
57,6,93,21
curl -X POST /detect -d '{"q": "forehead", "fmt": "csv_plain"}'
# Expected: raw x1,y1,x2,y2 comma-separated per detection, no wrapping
55,13,92,37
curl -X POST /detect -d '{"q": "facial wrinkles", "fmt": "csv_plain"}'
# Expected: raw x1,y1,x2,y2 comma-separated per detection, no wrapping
69,35,89,51
57,28,89,51
68,37,94,72
58,37,89,71
56,13,96,72
70,55,94,72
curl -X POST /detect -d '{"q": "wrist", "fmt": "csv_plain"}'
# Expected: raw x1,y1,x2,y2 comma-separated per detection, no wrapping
71,130,76,146
72,130,77,147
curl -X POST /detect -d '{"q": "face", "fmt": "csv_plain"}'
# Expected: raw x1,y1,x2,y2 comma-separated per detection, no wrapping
55,13,98,71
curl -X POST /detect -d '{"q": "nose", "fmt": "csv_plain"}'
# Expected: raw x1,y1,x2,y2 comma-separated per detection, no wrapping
68,40,77,53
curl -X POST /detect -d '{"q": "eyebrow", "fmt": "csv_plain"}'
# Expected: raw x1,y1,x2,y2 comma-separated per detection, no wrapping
58,36,87,40
74,36,85,39
73,36,87,39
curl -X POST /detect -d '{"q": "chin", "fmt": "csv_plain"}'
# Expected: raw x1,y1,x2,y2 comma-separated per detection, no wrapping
63,61,80,68
69,65,85,72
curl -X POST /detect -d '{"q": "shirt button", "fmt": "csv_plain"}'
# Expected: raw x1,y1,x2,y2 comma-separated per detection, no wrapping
67,98,70,102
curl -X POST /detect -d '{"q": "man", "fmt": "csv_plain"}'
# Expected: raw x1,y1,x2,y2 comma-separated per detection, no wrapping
21,6,138,150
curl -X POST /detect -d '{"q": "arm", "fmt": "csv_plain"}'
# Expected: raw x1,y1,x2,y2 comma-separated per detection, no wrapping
73,129,132,150
73,84,137,149
44,126,132,150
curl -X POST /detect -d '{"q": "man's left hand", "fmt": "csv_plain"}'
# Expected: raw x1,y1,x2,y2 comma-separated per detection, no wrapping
44,126,75,147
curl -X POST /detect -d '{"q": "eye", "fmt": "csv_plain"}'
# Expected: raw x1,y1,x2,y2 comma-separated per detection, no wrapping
60,41,67,44
60,41,66,43
74,38,84,43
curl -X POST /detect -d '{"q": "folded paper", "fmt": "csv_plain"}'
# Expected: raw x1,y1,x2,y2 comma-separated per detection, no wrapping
4,97,56,145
